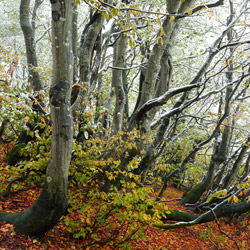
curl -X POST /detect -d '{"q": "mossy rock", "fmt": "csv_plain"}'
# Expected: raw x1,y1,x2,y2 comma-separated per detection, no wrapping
4,143,26,166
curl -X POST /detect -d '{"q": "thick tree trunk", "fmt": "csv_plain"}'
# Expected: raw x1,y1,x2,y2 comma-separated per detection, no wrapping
178,161,218,205
0,0,74,236
20,0,43,92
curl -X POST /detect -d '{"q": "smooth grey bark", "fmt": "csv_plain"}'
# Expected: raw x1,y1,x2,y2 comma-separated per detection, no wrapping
212,9,235,190
79,12,104,84
0,0,74,236
103,0,197,192
112,33,128,133
156,47,173,96
155,0,249,204
73,11,105,143
178,84,236,205
94,39,109,129
179,3,237,205
72,3,78,83
20,0,43,92
154,198,250,229
213,1,234,165
237,152,250,184
133,0,232,184
221,136,250,189
129,0,196,135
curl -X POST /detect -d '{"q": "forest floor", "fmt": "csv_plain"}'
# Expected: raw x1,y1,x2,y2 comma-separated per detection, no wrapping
1,142,250,250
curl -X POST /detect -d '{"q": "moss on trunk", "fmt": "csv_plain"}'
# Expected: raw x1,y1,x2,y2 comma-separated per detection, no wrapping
178,183,204,206
0,184,68,235
4,143,26,166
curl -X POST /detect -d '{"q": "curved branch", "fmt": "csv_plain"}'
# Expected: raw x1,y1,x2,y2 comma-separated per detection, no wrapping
154,198,250,229
134,83,201,122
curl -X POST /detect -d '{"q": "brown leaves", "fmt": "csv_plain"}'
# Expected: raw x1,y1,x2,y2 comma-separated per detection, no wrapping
0,142,249,249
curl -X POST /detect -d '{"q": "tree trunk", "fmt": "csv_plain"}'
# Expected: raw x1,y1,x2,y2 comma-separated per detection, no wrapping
179,5,237,205
72,3,78,83
0,0,74,236
20,0,43,92
112,33,128,133
79,12,104,85
129,0,196,135
0,118,9,139
221,136,250,189
154,199,250,229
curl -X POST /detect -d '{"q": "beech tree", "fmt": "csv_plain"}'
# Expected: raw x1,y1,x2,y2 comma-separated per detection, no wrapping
0,0,74,235
20,0,43,92
1,0,250,243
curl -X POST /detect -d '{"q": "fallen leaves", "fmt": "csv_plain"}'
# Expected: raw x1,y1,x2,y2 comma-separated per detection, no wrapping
1,142,250,249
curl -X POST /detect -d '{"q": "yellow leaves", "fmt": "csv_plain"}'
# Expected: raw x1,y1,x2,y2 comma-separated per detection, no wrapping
122,26,130,31
108,174,115,180
221,189,227,196
160,27,164,37
242,183,246,189
129,38,135,48
239,103,245,110
160,37,163,45
127,182,136,189
156,36,164,46
128,172,134,178
170,16,175,21
132,189,137,195
246,196,250,204
241,241,246,248
207,189,227,202
143,213,150,221
228,195,238,203
34,131,40,138
233,195,239,203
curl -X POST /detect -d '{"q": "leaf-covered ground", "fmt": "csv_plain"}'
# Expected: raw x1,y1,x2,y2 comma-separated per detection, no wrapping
1,142,250,250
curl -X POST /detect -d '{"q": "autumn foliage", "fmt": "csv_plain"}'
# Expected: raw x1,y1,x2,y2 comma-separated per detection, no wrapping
0,141,250,250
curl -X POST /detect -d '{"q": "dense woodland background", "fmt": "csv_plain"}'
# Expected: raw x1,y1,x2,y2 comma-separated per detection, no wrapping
1,0,250,249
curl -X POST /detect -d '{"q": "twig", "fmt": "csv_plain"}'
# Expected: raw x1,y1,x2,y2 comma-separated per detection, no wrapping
207,236,220,249
156,198,181,203
210,208,240,250
81,230,119,249
0,170,35,198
